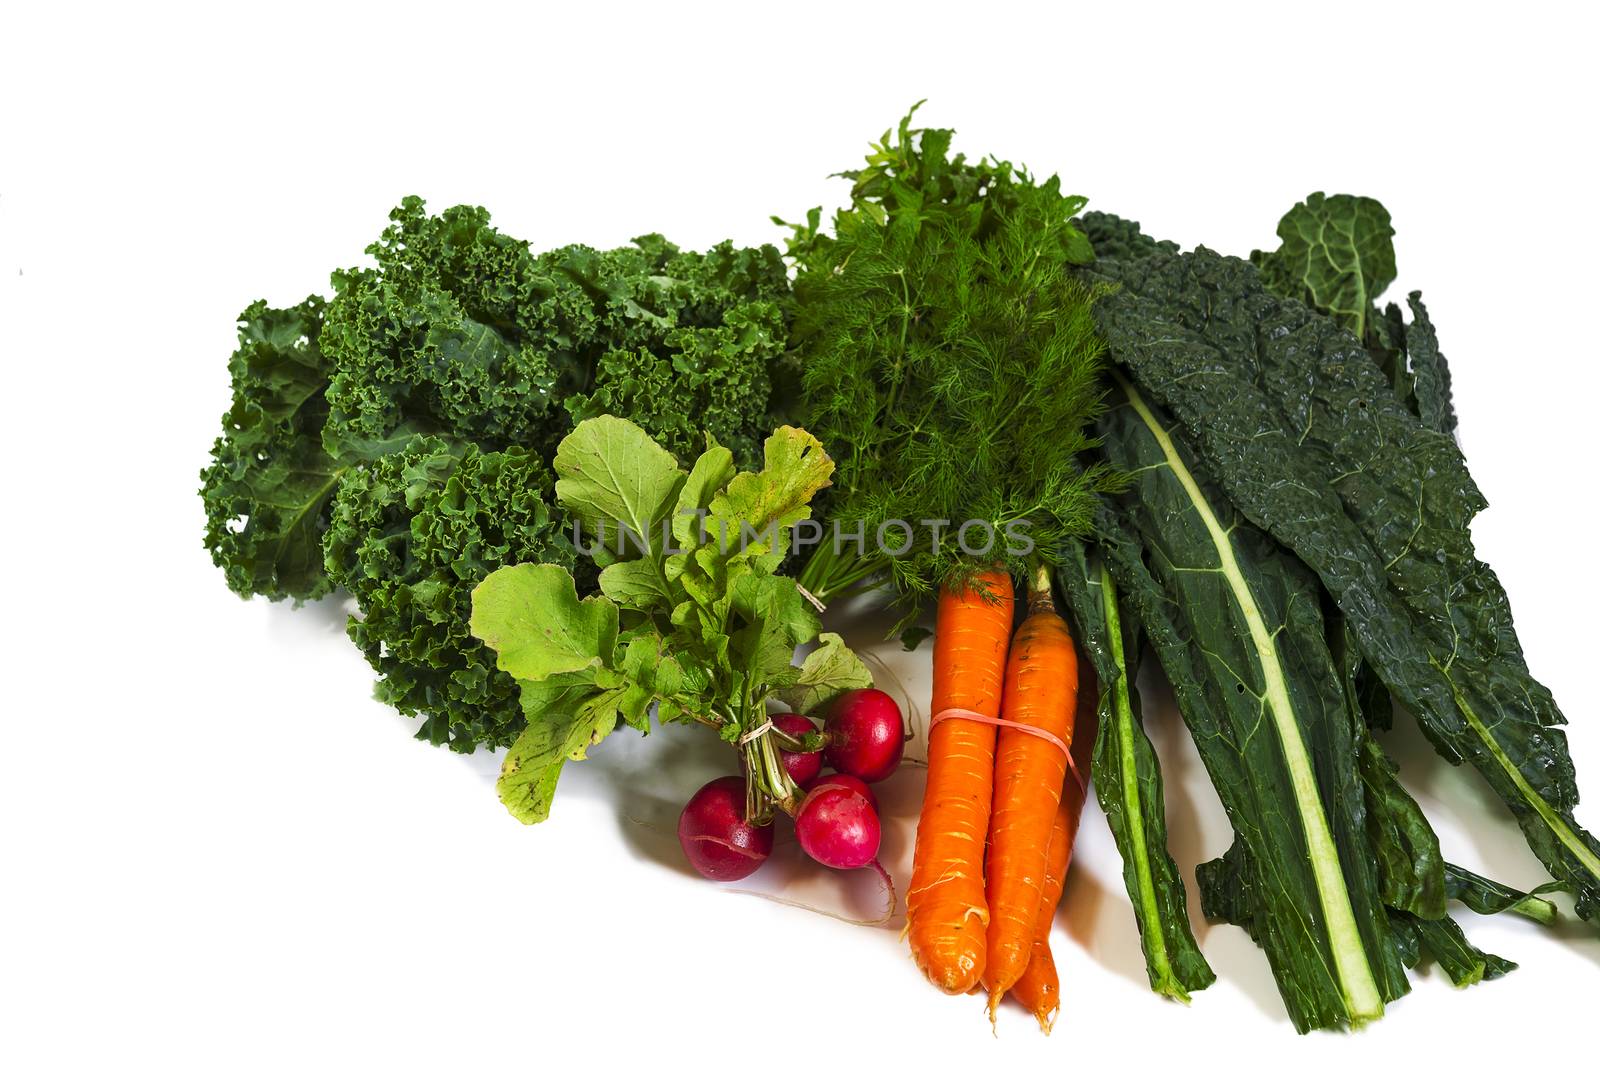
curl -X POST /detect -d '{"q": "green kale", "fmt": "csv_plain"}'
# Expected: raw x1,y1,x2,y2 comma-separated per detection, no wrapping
1098,380,1407,1031
1088,241,1600,926
1054,540,1215,1003
201,198,795,750
1250,194,1456,434
1250,192,1396,339
1077,211,1178,263
319,198,791,467
322,437,574,751
200,296,344,601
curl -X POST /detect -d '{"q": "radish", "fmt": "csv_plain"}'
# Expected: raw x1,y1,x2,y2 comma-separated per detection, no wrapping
825,689,905,783
771,712,823,787
795,777,881,869
678,776,774,881
812,772,877,813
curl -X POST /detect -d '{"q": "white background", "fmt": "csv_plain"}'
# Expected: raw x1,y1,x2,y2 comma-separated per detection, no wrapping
4,1,1597,1060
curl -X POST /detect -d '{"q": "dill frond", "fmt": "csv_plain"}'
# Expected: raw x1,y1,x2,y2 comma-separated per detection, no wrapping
785,107,1120,607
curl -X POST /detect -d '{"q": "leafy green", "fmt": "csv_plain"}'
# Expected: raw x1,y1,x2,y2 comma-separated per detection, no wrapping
322,437,574,751
1055,540,1215,1002
1088,241,1600,924
1444,863,1562,926
319,198,793,467
1251,193,1396,338
775,633,874,714
1402,293,1457,436
471,418,868,824
1096,381,1405,1031
468,563,620,682
784,106,1119,605
1391,911,1516,988
203,198,796,750
1077,212,1178,263
1249,196,1456,437
470,566,626,821
200,297,345,601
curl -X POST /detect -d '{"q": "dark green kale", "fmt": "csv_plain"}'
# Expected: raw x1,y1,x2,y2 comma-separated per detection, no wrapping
322,437,574,752
200,297,344,602
1077,211,1178,262
1054,539,1216,1004
1087,241,1600,926
1250,193,1456,433
201,197,794,749
319,198,792,468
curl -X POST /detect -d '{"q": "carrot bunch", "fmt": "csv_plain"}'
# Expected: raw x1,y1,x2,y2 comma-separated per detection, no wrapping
906,566,1086,1030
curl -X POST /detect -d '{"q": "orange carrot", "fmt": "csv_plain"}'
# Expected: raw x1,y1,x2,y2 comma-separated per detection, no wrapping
1010,806,1072,1030
907,569,1015,994
982,565,1078,1016
1011,665,1097,1032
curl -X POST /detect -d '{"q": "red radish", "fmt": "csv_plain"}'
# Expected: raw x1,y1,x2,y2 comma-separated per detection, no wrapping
795,779,881,869
811,772,877,813
678,776,773,881
825,689,905,783
771,713,823,787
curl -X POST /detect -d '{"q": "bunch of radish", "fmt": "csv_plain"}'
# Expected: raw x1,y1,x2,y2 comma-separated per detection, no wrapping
677,689,905,881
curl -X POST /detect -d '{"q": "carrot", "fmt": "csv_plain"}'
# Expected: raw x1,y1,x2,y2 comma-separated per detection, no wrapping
1010,805,1073,1030
1010,665,1097,1031
907,569,1016,994
981,565,1078,1016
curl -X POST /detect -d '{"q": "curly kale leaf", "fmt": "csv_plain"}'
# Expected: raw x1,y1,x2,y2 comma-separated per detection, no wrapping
200,297,345,602
318,198,792,469
564,301,786,464
318,200,566,462
202,198,795,749
322,436,574,752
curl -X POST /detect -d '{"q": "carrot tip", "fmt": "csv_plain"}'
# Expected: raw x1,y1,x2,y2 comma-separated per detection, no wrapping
1036,1006,1059,1035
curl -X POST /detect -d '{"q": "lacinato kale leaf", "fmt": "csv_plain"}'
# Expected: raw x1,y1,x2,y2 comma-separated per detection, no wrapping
1089,244,1600,924
1096,381,1406,1031
1443,863,1562,925
1055,539,1215,1003
1250,195,1457,435
1250,192,1396,338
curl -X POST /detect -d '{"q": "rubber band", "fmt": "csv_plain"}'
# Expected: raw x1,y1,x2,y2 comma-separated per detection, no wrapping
795,582,826,613
929,708,1085,794
738,719,775,746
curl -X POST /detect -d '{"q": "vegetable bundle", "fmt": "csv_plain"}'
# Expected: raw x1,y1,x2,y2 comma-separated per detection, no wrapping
199,108,1595,1034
